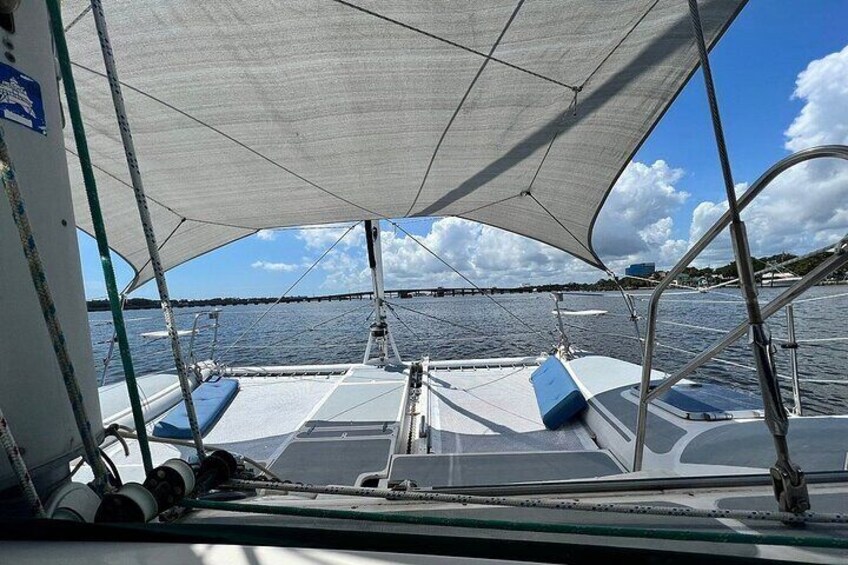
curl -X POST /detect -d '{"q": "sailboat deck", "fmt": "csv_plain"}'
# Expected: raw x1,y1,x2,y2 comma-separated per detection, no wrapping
98,358,612,486
426,364,595,454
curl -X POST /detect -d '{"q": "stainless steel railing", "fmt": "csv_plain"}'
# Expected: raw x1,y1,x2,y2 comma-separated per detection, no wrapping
188,309,222,366
632,145,848,471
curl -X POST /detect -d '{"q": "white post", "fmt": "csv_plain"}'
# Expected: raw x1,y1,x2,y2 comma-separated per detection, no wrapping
786,304,802,416
364,220,400,364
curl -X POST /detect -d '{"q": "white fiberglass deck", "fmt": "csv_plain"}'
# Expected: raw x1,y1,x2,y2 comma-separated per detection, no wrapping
93,358,602,486
426,361,595,454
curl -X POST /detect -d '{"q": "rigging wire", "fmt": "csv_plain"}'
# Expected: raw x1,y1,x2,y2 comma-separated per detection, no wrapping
220,222,360,359
329,0,577,91
217,478,848,526
384,302,425,343
386,300,550,350
386,221,551,342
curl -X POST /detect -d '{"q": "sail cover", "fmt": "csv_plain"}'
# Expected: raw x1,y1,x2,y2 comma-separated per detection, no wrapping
60,0,745,291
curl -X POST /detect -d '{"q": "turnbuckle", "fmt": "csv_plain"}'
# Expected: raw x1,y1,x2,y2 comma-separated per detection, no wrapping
770,458,810,516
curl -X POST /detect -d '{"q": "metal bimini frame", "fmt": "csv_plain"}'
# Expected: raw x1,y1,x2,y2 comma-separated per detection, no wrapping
632,145,848,494
636,0,847,514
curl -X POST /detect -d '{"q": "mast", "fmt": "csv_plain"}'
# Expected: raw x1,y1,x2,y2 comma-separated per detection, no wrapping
363,220,401,364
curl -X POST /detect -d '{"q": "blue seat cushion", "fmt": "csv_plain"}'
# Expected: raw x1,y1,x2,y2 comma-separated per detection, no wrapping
530,357,587,430
153,378,239,439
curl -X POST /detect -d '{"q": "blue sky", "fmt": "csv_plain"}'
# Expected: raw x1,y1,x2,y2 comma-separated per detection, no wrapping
78,1,848,299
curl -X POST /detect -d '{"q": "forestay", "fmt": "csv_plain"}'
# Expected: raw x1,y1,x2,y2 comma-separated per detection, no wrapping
60,0,745,291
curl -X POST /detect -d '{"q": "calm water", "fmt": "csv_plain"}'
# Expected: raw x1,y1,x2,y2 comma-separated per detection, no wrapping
89,286,848,415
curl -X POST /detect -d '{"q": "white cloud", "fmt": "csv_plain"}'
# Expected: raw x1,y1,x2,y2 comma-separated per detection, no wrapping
255,229,278,241
251,260,298,272
684,44,848,265
295,222,364,250
592,159,690,271
785,44,848,152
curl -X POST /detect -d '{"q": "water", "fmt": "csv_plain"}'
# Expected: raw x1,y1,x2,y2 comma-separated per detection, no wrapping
88,286,848,415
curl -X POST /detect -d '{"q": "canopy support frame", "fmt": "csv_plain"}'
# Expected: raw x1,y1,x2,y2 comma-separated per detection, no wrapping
680,0,807,514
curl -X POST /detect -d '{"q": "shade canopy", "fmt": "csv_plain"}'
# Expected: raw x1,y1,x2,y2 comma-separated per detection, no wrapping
61,0,745,291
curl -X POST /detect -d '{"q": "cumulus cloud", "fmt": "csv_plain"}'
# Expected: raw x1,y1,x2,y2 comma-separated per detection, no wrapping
308,158,694,292
686,44,848,265
295,222,364,250
251,260,298,272
593,159,690,270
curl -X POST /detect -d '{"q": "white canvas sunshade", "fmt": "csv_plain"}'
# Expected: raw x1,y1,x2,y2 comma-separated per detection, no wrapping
61,0,745,291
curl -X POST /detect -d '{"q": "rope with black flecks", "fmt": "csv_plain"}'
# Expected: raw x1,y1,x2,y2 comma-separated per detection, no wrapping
0,128,109,490
0,413,46,517
222,478,848,525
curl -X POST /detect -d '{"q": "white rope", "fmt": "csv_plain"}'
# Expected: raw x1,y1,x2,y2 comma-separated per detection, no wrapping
0,411,46,517
90,0,205,461
222,478,848,525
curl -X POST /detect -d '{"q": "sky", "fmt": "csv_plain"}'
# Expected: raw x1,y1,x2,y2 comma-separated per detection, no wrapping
77,1,848,299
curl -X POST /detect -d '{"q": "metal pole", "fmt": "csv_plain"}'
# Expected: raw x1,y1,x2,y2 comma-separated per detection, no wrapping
649,242,848,400
686,0,807,513
364,220,400,363
46,0,154,475
86,0,205,460
633,146,848,471
551,292,571,357
785,304,802,416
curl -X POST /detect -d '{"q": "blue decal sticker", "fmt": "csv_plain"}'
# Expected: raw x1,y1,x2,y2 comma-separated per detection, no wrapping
0,63,46,135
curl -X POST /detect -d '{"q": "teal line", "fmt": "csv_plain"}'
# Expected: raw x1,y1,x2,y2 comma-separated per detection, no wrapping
182,498,848,550
46,0,153,474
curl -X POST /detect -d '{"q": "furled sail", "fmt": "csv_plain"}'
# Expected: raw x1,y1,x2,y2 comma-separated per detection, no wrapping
60,0,745,291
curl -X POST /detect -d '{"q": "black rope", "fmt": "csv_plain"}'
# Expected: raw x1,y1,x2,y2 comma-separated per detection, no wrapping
384,302,425,343
453,193,522,218
127,217,187,288
580,0,661,90
404,0,527,216
525,192,597,262
386,300,548,350
64,5,92,32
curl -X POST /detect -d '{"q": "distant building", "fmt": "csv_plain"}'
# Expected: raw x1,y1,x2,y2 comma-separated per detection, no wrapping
625,262,655,278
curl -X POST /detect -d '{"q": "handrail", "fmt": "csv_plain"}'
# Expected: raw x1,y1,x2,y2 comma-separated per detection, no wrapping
188,309,222,366
633,145,848,471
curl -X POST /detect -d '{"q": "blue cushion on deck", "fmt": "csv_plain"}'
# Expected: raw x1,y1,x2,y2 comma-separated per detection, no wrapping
153,378,239,439
530,357,587,430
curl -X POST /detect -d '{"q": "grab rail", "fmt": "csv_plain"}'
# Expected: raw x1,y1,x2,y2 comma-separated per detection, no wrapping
188,309,222,366
632,145,848,471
